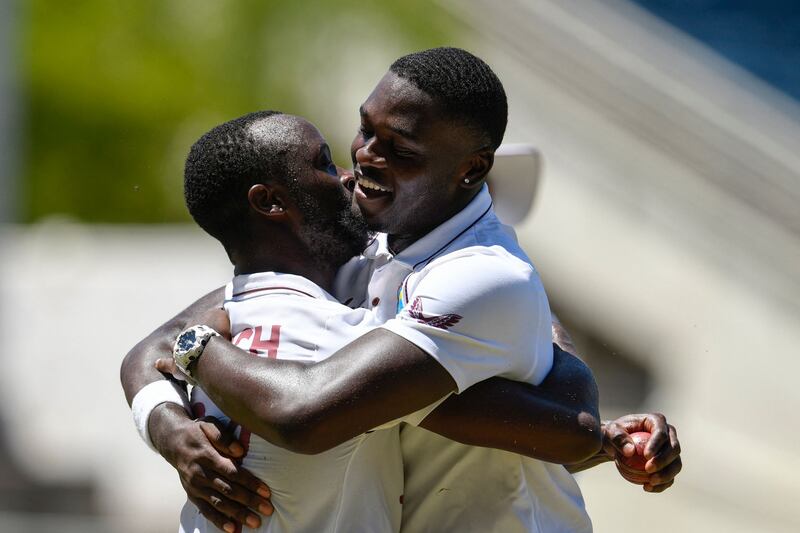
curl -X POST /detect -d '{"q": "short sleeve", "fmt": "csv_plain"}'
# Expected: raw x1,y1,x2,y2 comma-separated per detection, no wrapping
380,250,553,392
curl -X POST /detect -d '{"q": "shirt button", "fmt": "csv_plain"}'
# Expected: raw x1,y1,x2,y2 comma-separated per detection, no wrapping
372,297,380,306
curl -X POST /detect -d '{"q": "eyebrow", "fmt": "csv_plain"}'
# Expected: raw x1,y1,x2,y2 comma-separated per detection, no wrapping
359,106,418,141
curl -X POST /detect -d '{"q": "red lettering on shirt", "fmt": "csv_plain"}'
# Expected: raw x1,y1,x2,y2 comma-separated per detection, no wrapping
232,325,282,358
249,325,282,358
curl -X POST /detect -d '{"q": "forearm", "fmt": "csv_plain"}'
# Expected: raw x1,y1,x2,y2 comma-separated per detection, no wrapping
419,344,601,464
194,329,456,454
121,287,226,455
120,287,224,405
193,337,310,449
121,322,187,407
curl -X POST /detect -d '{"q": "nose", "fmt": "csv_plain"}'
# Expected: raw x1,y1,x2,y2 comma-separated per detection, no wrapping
355,138,387,169
339,168,356,192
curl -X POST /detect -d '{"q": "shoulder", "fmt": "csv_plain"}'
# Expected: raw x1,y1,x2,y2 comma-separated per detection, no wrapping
400,247,549,330
389,245,553,389
414,246,542,297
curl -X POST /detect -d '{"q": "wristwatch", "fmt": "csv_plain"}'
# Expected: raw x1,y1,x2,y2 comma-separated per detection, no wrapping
172,325,220,383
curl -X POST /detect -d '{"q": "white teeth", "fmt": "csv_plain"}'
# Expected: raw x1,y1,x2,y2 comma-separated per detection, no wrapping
357,176,392,193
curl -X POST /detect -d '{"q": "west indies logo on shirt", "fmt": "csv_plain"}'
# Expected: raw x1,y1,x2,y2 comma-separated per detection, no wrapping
397,285,406,314
406,297,462,331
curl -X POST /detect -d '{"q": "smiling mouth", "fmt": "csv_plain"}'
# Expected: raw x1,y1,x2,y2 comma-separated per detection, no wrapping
354,170,393,199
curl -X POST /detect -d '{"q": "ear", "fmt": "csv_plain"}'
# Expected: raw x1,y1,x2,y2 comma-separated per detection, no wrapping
458,149,494,190
247,183,290,221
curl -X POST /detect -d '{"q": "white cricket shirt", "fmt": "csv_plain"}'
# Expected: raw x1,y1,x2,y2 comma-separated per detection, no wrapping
180,272,403,533
335,185,592,532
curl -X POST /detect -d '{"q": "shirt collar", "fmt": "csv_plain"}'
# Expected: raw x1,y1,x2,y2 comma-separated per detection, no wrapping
226,271,337,302
360,234,383,260
375,184,494,269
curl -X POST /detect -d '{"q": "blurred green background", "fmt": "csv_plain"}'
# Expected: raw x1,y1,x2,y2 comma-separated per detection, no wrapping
19,0,462,223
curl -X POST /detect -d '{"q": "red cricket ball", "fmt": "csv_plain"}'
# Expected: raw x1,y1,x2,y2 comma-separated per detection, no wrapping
618,431,650,472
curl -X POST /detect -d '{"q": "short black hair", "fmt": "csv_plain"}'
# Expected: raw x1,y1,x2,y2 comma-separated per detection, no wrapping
184,110,292,246
390,47,507,150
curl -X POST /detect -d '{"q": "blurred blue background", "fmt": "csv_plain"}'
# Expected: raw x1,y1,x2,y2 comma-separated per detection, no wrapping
633,0,800,100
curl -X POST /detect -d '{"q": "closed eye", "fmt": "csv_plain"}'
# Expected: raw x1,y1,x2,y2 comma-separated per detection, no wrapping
358,125,373,139
393,147,416,158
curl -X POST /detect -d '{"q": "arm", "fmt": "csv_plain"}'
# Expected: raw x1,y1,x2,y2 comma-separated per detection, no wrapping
417,343,602,464
415,312,599,464
551,316,683,491
121,287,225,406
179,254,549,455
120,288,273,532
189,327,457,454
416,313,683,493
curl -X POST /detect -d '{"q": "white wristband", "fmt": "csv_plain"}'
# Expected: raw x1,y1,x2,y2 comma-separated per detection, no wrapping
131,380,191,453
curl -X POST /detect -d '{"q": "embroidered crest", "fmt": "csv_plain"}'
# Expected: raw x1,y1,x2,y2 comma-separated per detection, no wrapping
407,297,462,330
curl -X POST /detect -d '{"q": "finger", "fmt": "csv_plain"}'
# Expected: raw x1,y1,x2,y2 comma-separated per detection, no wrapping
614,461,650,485
198,487,263,530
647,457,682,487
200,449,240,479
618,470,649,485
198,418,245,458
211,477,274,516
642,413,669,458
226,463,272,500
646,425,681,472
669,422,680,449
191,497,238,533
644,479,674,493
203,450,271,498
154,358,177,374
180,462,211,494
614,413,664,432
605,422,635,457
202,454,272,506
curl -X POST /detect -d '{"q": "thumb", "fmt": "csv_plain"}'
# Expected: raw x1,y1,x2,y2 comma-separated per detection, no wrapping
604,422,636,458
199,418,245,458
154,358,175,373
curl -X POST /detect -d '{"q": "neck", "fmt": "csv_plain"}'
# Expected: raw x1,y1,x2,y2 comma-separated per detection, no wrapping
229,242,336,293
387,188,478,254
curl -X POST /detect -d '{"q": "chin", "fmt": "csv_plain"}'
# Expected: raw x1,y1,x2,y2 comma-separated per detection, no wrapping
362,210,393,233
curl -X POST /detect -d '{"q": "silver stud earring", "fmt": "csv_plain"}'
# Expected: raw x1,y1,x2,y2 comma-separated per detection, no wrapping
463,178,471,184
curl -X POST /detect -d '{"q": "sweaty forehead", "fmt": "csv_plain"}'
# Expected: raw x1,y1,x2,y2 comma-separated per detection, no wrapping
246,115,317,154
362,73,439,136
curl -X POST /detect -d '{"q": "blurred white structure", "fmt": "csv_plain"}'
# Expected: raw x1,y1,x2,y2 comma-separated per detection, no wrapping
1,0,799,531
440,0,800,531
0,223,232,532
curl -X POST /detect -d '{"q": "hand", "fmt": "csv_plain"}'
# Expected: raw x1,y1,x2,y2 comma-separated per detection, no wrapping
149,403,273,532
602,413,682,493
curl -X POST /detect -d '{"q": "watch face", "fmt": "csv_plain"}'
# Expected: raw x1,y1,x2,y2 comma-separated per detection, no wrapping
177,330,197,352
